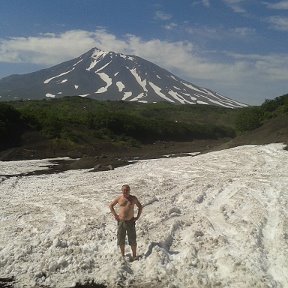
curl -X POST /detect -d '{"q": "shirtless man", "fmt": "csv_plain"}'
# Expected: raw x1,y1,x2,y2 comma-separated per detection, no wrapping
109,184,143,259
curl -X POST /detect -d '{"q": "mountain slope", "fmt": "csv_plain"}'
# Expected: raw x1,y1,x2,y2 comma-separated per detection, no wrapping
0,48,246,108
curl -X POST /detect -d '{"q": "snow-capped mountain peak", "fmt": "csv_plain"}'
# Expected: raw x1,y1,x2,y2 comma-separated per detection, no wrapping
0,47,247,108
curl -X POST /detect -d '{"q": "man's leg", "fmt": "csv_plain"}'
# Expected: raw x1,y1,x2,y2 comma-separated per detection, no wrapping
131,244,137,258
117,221,126,257
120,244,125,257
127,221,137,259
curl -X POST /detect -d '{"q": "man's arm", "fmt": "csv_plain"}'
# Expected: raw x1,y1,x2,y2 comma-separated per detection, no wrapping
134,197,143,221
109,197,120,221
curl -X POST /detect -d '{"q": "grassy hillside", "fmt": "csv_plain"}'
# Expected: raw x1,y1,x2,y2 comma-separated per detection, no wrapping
221,94,288,149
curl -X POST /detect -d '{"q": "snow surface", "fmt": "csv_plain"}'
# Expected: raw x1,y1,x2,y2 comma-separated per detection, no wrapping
168,90,194,104
130,69,148,92
122,91,132,100
149,82,175,103
116,81,125,92
95,73,112,94
44,68,75,84
200,89,235,108
45,93,55,98
0,158,70,175
130,93,146,102
197,100,208,105
73,59,83,67
1,144,288,288
86,50,107,71
181,81,203,94
95,61,112,73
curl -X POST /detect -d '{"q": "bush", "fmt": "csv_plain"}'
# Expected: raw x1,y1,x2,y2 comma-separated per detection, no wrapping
0,103,24,149
235,107,263,132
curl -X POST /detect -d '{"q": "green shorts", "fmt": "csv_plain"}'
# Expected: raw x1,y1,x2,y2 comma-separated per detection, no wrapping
117,220,137,246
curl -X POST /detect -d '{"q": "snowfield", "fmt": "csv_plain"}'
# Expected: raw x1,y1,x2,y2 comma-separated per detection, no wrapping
0,144,288,288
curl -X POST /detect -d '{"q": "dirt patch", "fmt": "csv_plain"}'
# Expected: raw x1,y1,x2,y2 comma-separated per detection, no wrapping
0,139,228,175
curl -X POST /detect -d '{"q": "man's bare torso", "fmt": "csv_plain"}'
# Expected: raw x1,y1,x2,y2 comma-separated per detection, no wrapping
118,195,135,221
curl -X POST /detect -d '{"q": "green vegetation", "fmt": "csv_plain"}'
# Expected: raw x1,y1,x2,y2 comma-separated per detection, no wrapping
0,97,237,151
0,103,25,149
235,94,288,132
1,94,287,153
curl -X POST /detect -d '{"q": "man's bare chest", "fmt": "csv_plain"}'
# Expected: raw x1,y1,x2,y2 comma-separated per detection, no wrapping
119,197,134,207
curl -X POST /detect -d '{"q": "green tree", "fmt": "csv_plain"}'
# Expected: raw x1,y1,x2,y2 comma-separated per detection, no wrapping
0,103,24,149
235,107,263,132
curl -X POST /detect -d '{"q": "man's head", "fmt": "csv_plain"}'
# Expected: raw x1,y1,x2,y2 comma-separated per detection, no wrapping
122,184,130,197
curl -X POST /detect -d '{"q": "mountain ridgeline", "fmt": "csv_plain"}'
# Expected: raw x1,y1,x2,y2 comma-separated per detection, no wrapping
0,47,246,108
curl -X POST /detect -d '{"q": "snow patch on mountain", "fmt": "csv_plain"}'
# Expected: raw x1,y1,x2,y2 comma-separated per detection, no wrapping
45,93,55,98
130,93,146,102
130,68,148,92
73,59,83,67
208,98,235,108
116,81,125,92
122,91,132,100
197,100,208,105
181,81,203,94
95,60,112,73
149,82,174,103
91,49,107,59
168,90,195,104
95,73,112,93
86,49,107,71
44,68,75,84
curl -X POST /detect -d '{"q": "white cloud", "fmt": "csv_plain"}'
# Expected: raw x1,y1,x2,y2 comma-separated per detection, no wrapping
267,16,288,31
202,0,210,7
0,30,99,65
163,22,178,30
232,27,255,37
192,0,210,7
228,52,288,81
265,1,288,10
154,11,172,21
223,0,246,13
0,29,287,104
185,25,255,39
0,29,216,80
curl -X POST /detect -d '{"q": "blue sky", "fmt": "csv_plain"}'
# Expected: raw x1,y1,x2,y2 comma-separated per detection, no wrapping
0,0,288,105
